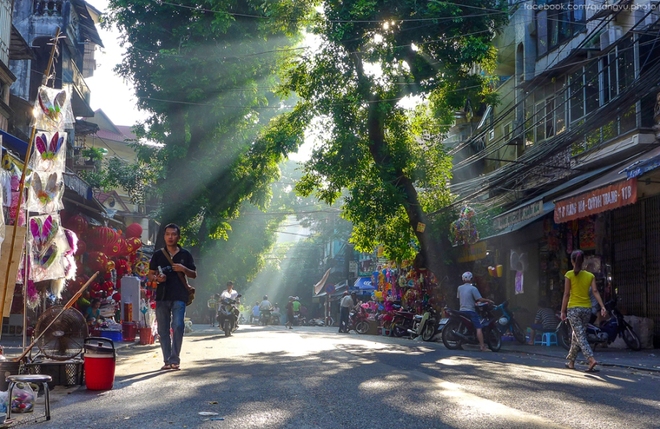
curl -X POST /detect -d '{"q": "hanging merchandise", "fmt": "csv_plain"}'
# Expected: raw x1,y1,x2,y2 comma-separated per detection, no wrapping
30,131,67,173
32,86,75,132
27,171,64,213
449,206,479,246
27,214,69,282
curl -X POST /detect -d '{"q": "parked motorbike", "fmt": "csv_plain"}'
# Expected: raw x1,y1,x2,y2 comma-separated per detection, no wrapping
305,318,325,326
441,302,502,351
217,294,241,337
492,300,526,344
557,296,642,351
407,303,439,341
346,306,370,334
390,305,417,338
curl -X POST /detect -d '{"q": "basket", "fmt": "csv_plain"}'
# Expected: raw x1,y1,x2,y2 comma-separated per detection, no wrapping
26,359,84,388
138,327,154,345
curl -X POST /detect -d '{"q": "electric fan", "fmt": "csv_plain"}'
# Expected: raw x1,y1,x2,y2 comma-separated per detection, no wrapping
33,306,88,361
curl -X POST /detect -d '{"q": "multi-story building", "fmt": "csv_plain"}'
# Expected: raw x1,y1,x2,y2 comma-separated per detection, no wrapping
9,0,103,143
447,0,660,344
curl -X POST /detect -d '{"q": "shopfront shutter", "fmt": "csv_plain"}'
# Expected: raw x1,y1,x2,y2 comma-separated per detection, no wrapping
645,195,660,338
612,204,645,317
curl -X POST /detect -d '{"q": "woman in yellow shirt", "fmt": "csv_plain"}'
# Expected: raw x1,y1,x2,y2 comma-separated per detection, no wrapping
561,250,607,372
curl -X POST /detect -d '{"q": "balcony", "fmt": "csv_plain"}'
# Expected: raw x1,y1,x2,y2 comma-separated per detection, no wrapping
63,60,93,117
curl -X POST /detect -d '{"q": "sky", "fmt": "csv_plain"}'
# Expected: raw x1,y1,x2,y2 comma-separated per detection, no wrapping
83,0,312,162
85,0,148,127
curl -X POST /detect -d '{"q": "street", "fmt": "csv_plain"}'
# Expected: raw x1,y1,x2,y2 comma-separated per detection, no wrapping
24,325,660,429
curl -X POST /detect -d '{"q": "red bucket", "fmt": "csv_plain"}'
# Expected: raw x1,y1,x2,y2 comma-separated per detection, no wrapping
84,337,116,390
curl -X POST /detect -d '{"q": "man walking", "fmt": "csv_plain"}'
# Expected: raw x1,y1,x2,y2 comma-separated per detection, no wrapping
338,291,354,333
148,223,197,370
207,294,219,327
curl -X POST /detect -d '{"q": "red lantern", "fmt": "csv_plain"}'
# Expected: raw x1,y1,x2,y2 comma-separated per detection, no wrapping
126,223,143,238
87,251,109,273
103,237,124,258
89,227,118,250
126,237,142,254
113,292,121,302
68,214,88,234
75,240,87,256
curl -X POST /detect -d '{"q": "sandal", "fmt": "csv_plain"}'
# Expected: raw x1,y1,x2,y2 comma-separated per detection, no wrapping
171,364,180,370
564,362,576,370
160,364,172,370
586,358,599,373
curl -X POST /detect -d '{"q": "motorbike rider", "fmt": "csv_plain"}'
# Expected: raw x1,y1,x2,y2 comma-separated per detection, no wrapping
220,281,240,326
259,295,273,313
457,272,493,351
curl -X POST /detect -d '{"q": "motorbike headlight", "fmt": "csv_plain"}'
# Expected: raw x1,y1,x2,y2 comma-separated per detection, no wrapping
498,317,509,326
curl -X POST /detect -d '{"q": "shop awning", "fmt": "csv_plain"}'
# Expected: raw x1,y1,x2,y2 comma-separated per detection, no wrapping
551,147,660,223
0,129,29,158
351,277,376,292
491,166,610,231
482,202,554,241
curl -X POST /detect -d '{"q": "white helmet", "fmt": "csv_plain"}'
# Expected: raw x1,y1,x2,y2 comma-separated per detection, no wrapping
462,272,473,282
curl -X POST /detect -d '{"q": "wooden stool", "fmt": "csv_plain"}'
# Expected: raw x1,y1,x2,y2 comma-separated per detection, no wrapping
6,374,52,421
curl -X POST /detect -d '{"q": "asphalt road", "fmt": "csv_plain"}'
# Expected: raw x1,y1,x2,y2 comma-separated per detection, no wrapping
21,324,660,429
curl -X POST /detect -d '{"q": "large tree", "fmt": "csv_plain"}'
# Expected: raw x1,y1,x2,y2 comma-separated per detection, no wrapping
274,0,507,284
105,0,314,249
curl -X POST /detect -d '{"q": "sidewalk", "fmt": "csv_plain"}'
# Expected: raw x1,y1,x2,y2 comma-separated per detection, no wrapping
500,340,660,372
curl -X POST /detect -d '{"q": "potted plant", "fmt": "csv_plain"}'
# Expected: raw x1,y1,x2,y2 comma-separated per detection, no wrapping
82,147,105,165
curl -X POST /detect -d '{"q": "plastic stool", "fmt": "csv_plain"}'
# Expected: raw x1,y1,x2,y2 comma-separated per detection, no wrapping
6,374,52,420
540,332,557,346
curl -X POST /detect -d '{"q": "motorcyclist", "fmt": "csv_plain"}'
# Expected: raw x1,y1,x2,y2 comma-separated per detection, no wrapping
219,281,240,327
457,272,493,352
259,295,273,325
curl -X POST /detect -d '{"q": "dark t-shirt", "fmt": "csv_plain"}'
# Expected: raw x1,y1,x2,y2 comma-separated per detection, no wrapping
149,247,196,302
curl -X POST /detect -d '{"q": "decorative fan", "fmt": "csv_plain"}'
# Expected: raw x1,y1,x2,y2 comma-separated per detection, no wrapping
34,306,88,361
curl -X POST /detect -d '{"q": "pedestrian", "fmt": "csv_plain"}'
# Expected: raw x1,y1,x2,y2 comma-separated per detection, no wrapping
148,223,197,371
207,293,219,327
561,249,607,372
285,296,295,329
457,272,493,351
338,291,354,333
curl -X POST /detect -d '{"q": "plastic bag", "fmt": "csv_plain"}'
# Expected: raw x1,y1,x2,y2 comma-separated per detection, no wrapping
0,390,8,413
11,382,35,413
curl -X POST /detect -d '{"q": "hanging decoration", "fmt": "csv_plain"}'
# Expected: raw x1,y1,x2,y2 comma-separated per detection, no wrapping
449,206,479,246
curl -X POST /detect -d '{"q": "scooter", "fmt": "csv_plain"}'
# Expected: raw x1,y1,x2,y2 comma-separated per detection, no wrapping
347,306,370,334
260,309,272,326
441,302,502,351
492,300,526,344
407,303,440,341
557,296,641,351
217,294,241,337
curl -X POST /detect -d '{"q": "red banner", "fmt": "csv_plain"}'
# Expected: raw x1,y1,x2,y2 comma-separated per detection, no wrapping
554,178,637,223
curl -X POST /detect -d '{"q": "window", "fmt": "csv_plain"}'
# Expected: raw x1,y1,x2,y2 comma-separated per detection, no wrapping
536,0,587,56
503,122,512,141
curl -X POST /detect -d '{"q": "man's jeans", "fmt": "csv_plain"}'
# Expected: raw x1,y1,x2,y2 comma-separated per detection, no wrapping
156,300,186,365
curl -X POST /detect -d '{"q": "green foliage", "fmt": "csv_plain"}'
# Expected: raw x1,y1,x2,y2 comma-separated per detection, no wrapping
105,0,315,244
272,0,507,266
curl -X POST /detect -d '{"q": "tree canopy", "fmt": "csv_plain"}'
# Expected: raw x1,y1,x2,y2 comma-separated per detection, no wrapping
274,0,507,280
105,0,315,246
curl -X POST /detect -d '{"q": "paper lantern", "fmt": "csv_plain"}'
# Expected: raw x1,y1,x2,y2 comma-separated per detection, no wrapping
126,223,143,238
89,227,118,249
75,240,87,256
126,237,142,254
103,237,124,258
68,214,88,234
87,251,109,273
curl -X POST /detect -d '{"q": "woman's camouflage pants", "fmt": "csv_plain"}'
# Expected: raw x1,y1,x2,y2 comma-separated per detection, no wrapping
567,307,594,361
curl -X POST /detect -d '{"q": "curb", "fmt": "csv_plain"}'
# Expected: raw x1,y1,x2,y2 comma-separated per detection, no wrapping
500,347,660,373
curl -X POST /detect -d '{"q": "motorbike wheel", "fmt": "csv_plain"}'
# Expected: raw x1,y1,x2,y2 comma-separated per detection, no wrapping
442,319,464,350
421,321,436,342
557,323,572,351
511,320,526,344
622,325,642,351
486,328,502,352
355,321,370,334
224,320,231,337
